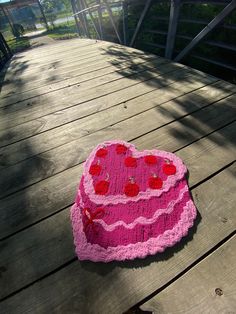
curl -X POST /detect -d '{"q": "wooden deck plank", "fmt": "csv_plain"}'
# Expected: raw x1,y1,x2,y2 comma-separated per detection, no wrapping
0,41,105,84
0,119,235,239
1,39,235,314
2,53,144,94
1,164,235,312
9,38,99,60
1,49,156,97
141,235,236,314
1,56,161,107
1,79,234,149
5,41,156,73
0,90,235,199
0,79,236,147
0,62,188,131
0,69,218,169
1,43,158,96
2,41,106,77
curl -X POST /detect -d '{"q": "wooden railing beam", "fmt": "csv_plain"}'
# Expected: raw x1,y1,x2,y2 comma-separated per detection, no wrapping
165,0,181,59
82,0,101,39
96,0,104,40
175,0,236,61
103,0,122,44
129,0,152,47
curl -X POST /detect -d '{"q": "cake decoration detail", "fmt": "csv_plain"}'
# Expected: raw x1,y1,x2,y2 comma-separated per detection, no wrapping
71,140,197,262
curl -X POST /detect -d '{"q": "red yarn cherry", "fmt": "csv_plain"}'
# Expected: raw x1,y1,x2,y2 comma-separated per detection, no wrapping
89,164,101,176
149,176,163,189
96,148,108,158
95,180,109,195
124,182,140,197
125,156,137,167
145,155,157,165
163,163,176,175
116,144,127,154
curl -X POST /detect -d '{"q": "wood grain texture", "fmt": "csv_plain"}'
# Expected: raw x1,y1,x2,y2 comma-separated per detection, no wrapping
1,164,235,312
1,39,235,314
0,62,187,131
1,56,161,107
0,87,235,199
1,42,158,97
0,110,235,239
1,43,157,97
0,69,217,170
141,235,236,314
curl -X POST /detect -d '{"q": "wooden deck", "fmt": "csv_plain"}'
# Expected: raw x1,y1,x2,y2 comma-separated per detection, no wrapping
0,38,235,314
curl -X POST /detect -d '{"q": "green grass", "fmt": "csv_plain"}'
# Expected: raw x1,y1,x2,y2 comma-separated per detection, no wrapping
45,21,78,40
56,11,73,19
7,37,30,53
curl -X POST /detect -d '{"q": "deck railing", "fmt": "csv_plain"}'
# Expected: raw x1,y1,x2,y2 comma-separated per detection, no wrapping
0,32,12,71
71,0,236,82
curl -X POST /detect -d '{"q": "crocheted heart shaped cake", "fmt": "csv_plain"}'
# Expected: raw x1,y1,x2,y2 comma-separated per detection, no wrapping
71,140,197,262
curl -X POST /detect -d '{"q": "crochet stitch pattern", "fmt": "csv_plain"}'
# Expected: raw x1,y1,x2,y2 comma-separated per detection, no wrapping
71,140,197,262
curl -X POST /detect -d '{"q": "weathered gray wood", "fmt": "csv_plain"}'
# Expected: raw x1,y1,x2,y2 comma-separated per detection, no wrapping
0,59,168,141
1,56,161,107
96,0,104,39
78,0,90,37
82,0,101,39
0,68,215,167
130,0,152,47
175,0,236,61
1,163,235,311
0,102,235,240
123,0,129,45
1,47,157,98
1,42,160,97
103,0,122,44
2,78,233,199
1,38,235,314
0,62,187,132
141,235,236,313
7,38,96,60
71,0,81,36
165,0,181,59
1,41,104,77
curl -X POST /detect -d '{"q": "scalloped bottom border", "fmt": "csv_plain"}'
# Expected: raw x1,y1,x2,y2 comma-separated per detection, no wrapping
70,200,197,262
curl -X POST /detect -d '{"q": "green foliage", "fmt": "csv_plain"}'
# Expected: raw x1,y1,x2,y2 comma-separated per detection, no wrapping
7,37,30,53
41,0,61,27
127,2,236,83
45,21,78,39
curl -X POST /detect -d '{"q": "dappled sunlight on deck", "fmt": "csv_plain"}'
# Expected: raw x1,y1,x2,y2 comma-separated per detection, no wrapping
0,39,235,314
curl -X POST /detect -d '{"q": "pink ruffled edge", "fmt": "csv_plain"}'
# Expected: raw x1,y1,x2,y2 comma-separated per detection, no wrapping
70,200,197,262
82,140,187,205
77,185,189,231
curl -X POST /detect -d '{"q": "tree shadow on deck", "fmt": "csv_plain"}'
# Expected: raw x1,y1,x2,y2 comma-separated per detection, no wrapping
0,40,235,312
101,44,236,171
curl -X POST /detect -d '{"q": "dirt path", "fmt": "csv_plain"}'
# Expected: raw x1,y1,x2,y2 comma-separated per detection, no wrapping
25,30,56,48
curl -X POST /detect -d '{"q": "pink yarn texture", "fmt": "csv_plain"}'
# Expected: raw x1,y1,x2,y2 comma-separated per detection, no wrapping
70,140,197,262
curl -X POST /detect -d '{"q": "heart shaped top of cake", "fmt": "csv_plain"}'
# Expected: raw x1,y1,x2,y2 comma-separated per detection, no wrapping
71,140,197,262
82,140,187,205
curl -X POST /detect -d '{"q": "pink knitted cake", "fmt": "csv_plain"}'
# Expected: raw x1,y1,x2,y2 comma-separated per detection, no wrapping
71,140,197,262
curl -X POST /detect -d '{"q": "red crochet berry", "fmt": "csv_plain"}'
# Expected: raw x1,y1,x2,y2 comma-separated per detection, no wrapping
95,180,109,195
149,177,163,189
163,163,176,175
116,144,127,154
89,164,101,176
145,155,157,165
125,156,137,167
96,148,108,158
124,182,140,197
